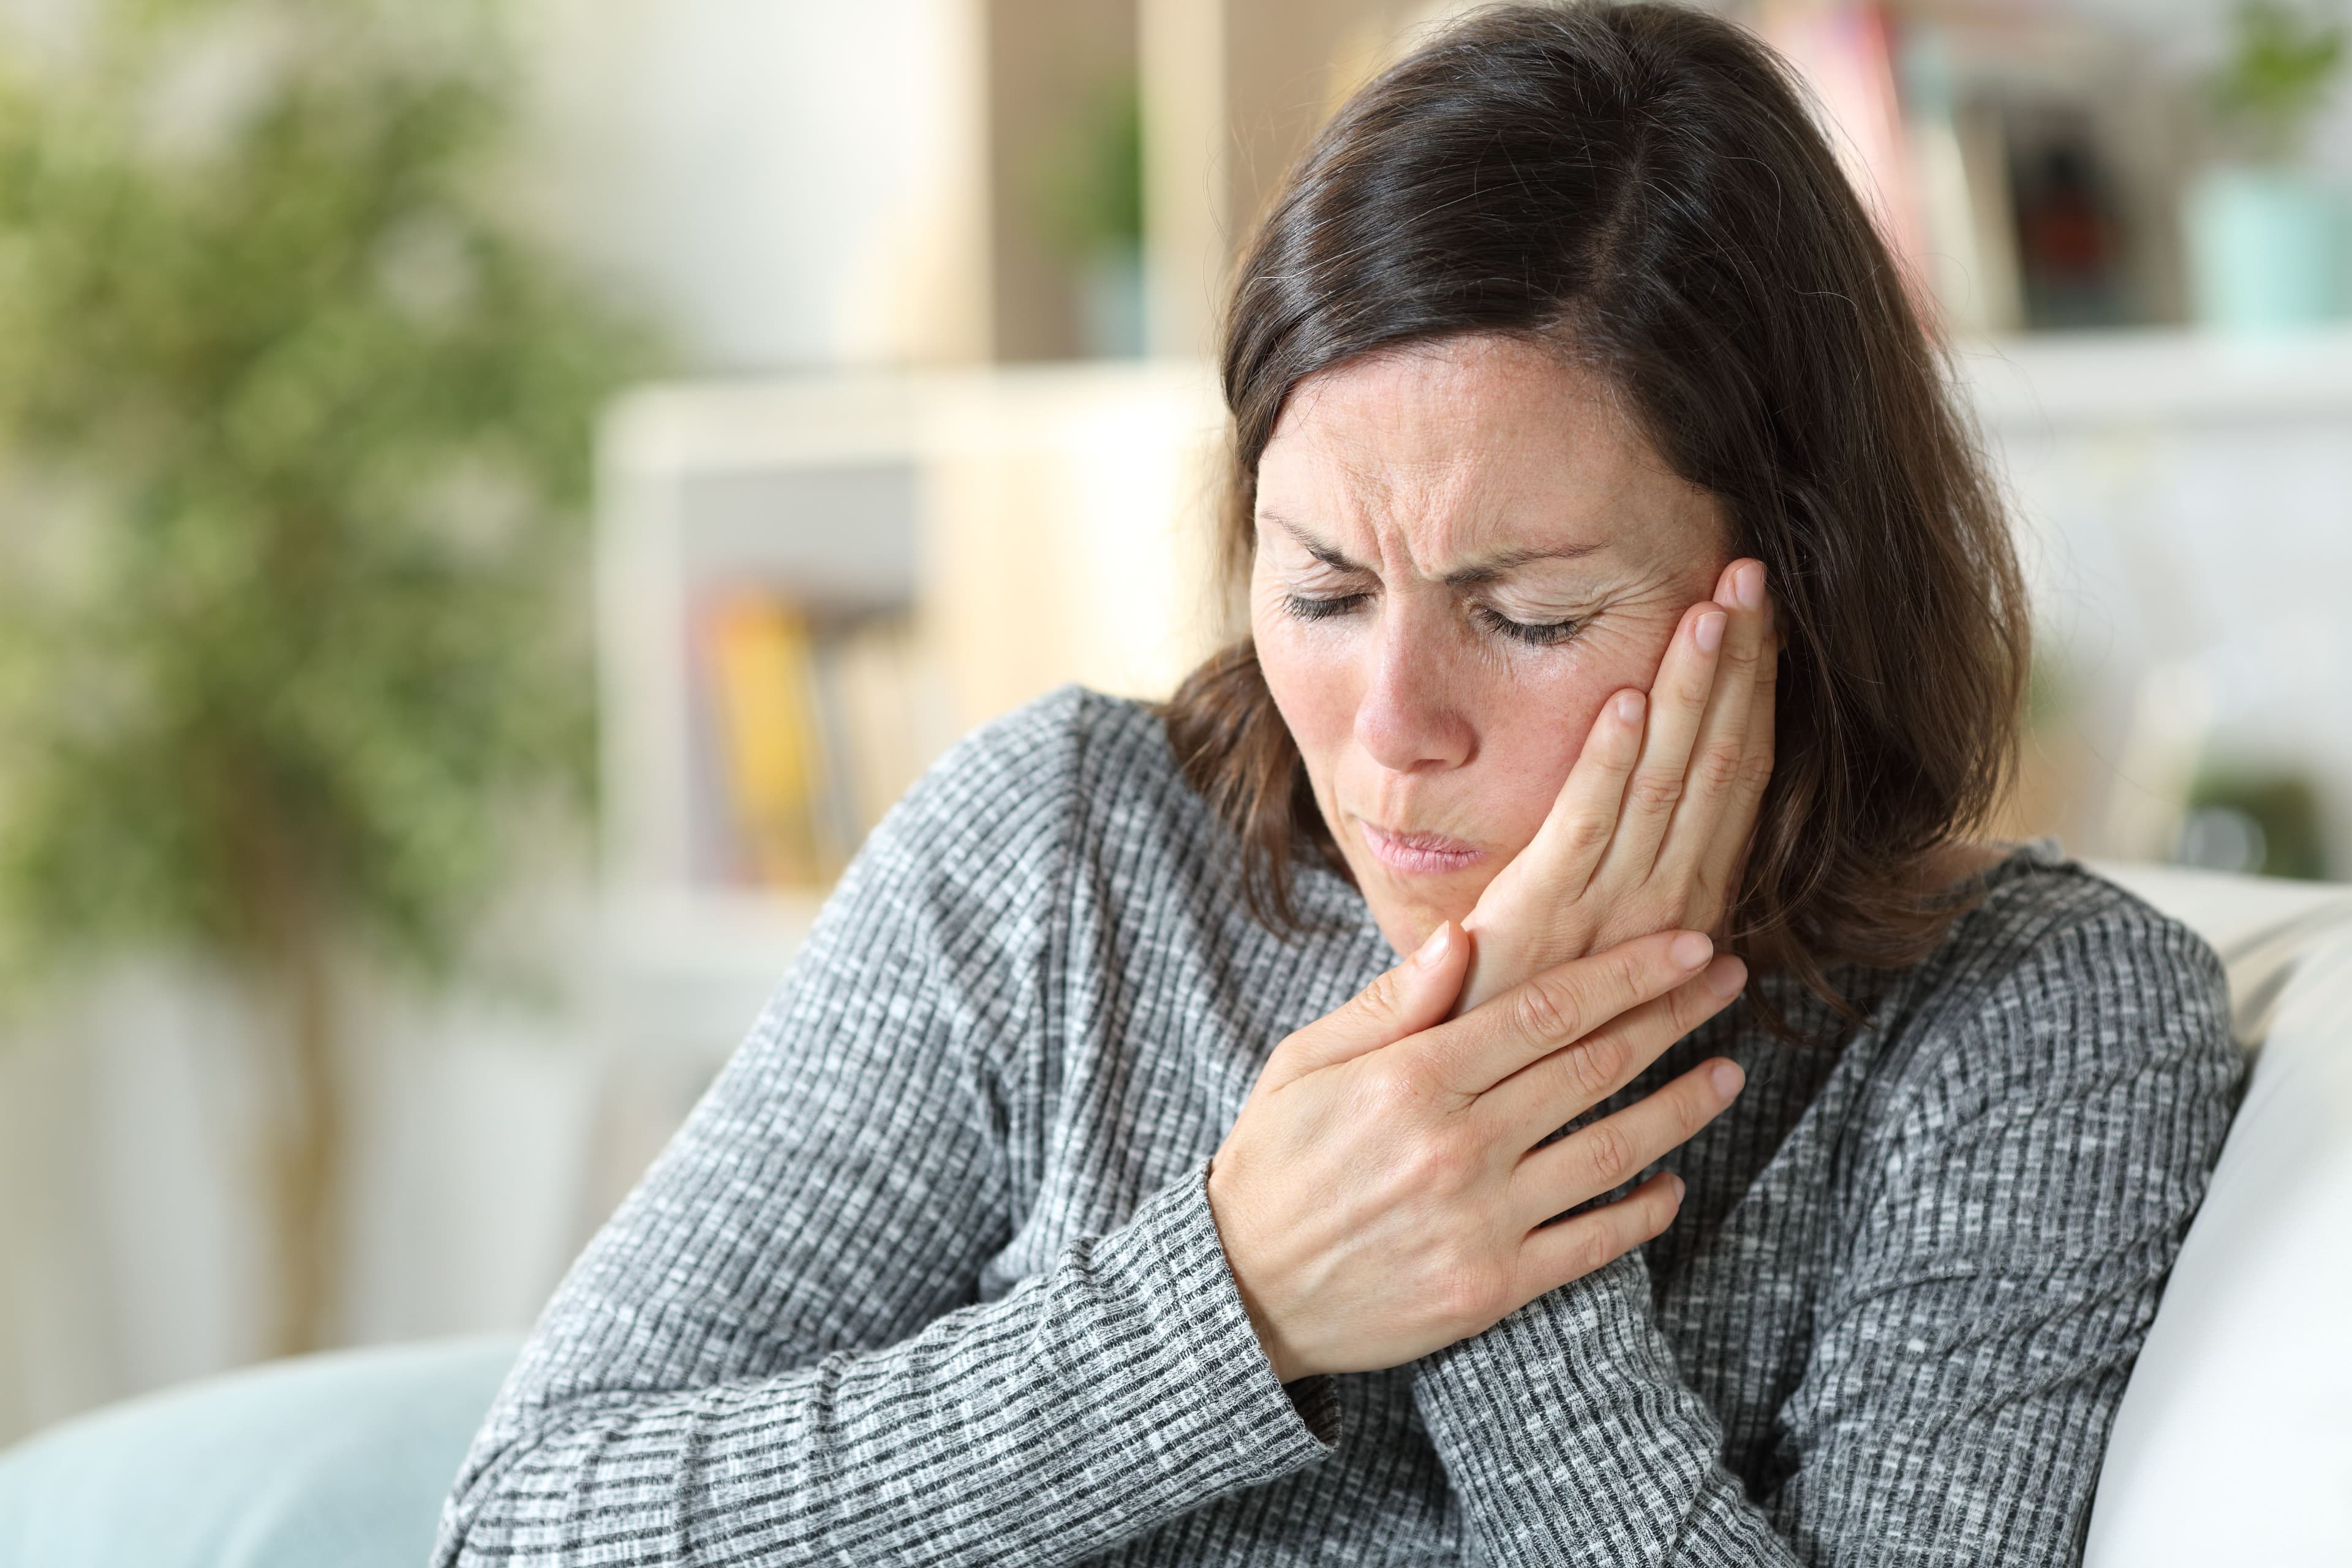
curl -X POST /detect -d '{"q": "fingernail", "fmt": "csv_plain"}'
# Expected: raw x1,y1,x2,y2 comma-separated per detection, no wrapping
1735,562,1764,611
1411,921,1452,970
1711,1060,1745,1098
1705,954,1747,997
1669,931,1713,969
1668,1173,1686,1200
1614,690,1645,725
1695,611,1725,652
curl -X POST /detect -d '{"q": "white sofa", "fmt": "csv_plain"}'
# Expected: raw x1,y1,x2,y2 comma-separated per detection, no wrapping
2082,861,2352,1565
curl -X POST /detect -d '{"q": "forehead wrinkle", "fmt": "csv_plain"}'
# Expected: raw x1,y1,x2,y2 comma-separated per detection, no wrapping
1260,507,1608,587
1261,336,1716,584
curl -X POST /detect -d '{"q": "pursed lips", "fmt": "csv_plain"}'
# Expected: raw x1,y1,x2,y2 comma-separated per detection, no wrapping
1355,816,1485,875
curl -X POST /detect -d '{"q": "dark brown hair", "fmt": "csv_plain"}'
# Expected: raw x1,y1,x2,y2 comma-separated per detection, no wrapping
1155,0,2029,1031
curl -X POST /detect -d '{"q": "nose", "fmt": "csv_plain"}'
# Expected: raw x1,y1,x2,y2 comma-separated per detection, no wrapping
1352,598,1472,774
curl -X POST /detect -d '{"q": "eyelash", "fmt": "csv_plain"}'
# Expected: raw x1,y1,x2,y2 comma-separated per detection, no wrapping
1280,592,1583,647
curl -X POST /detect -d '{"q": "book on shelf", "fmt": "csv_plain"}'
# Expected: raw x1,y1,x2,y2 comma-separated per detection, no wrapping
693,590,953,892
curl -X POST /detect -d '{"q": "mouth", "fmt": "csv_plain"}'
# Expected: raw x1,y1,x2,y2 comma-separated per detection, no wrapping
1355,817,1487,876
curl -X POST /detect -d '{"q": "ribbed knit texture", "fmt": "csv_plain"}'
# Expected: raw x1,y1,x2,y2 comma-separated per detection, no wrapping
434,684,2243,1566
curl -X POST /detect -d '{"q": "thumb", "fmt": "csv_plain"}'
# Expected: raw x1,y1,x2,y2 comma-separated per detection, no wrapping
1265,919,1467,1086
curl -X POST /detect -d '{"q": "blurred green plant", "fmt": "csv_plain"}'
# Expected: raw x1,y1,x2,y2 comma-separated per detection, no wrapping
2205,0,2349,163
1026,71,1144,260
0,0,652,1355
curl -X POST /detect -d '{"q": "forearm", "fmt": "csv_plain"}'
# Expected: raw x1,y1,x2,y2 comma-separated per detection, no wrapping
1412,1247,1800,1567
436,1156,1337,1567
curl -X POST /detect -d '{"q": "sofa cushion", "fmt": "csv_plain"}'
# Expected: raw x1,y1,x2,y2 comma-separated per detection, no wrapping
2082,928,2352,1564
0,1335,519,1568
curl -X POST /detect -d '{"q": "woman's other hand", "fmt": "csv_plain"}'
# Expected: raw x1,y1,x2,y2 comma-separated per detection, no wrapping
1206,922,1749,1384
1452,557,1777,1016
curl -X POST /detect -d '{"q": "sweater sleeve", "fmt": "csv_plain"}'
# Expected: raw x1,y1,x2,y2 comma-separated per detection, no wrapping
432,690,1338,1567
1409,898,2243,1567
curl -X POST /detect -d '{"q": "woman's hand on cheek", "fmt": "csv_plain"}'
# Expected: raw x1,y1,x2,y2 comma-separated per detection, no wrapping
1452,558,1777,1017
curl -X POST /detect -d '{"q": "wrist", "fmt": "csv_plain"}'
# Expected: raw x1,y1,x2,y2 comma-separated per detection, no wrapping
1206,1155,1311,1384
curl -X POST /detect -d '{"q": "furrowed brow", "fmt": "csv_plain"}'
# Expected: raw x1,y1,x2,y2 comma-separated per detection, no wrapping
1260,511,1603,584
1438,541,1604,585
1262,513,1365,573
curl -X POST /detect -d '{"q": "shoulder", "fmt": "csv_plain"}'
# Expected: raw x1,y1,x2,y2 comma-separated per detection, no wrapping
750,685,1205,1093
1911,843,2231,1066
880,680,1208,860
829,682,1230,939
1861,842,2242,1180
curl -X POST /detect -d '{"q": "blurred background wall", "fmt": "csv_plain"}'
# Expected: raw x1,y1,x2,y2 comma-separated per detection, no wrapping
3,0,2350,1448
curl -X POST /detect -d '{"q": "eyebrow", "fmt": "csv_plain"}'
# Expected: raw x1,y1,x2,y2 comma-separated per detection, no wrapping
1260,512,1603,586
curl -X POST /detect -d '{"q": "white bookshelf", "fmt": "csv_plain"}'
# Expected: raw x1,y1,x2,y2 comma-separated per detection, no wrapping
590,358,1232,1082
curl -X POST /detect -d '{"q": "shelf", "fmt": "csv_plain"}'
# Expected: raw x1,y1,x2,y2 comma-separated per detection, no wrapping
1951,321,2352,431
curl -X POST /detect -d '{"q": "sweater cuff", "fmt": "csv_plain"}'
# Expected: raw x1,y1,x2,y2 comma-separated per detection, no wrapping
1082,1153,1344,1472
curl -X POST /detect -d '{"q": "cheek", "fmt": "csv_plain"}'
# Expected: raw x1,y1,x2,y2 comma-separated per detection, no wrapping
1473,612,1693,826
1461,661,1619,847
1252,609,1355,777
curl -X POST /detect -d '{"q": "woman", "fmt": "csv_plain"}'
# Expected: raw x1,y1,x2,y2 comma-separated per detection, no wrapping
436,5,2239,1564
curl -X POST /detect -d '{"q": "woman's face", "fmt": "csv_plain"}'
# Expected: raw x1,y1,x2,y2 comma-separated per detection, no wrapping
1251,333,1732,959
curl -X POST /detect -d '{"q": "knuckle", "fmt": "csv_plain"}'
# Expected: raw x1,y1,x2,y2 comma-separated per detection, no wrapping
1434,1251,1514,1331
1512,973,1578,1049
1569,1029,1632,1102
1578,1118,1637,1189
1737,751,1776,793
1626,770,1684,816
1607,943,1656,1003
1362,1058,1436,1119
1357,966,1406,1022
1561,811,1613,857
1398,1126,1477,1196
1692,744,1744,796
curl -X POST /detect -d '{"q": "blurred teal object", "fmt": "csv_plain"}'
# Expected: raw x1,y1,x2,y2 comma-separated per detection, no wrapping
1079,239,1147,359
2184,165,2352,330
0,1336,519,1568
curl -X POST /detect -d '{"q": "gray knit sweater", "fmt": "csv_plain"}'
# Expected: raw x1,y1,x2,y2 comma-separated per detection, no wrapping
434,684,2242,1566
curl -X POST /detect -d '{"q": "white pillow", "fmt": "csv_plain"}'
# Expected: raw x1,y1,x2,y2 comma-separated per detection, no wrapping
2082,929,2352,1564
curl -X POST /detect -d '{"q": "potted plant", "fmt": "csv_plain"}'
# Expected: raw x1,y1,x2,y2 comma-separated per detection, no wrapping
0,0,650,1356
2184,0,2351,330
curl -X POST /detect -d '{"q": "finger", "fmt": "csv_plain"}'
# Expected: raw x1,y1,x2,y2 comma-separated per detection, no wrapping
1591,599,1724,889
1452,687,1648,1019
1480,952,1747,1148
1693,616,1778,927
1512,1053,1745,1232
1512,1168,1686,1304
1265,918,1468,1086
1417,929,1715,1096
1521,687,1647,895
1653,560,1770,899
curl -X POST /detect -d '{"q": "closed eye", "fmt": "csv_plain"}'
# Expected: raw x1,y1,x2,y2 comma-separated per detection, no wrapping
1280,590,1369,622
1280,591,1582,648
1474,605,1583,647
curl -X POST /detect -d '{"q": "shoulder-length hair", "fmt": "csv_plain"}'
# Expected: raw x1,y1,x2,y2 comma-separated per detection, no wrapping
1155,0,2029,1032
